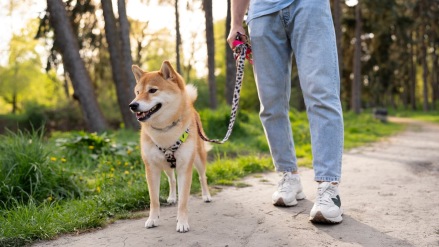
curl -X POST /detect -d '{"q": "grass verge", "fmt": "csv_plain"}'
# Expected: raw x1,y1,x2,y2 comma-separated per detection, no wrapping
391,109,439,124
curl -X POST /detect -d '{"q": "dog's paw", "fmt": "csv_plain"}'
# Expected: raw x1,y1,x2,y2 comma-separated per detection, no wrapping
167,196,177,204
176,220,190,233
202,194,212,203
145,217,159,228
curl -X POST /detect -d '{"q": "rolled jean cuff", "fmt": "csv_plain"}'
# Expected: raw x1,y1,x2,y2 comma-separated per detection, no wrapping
314,176,340,182
276,167,297,173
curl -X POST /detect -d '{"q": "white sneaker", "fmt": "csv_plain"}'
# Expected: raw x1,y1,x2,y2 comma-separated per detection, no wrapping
272,172,306,207
309,182,343,223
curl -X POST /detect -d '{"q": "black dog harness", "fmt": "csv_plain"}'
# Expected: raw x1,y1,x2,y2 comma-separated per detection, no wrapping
156,129,189,168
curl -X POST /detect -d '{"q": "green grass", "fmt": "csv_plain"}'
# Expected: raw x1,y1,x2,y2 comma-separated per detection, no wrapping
0,108,418,245
391,109,439,124
343,112,405,149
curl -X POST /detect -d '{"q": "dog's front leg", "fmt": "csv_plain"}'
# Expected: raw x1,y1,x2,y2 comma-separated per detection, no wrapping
145,164,161,228
175,162,194,233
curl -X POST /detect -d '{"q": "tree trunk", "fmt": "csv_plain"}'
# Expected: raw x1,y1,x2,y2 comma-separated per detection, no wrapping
11,90,17,114
351,3,362,114
101,0,137,129
117,0,139,128
431,39,438,108
11,65,18,114
118,0,136,92
225,0,235,105
421,29,429,112
203,0,217,109
47,0,107,132
175,0,182,74
409,31,417,110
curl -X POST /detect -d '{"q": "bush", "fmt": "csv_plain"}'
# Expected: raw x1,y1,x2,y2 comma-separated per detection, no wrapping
0,129,81,208
0,103,86,135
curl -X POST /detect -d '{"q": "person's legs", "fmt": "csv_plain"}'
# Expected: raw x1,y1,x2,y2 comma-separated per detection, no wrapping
248,8,305,207
288,0,344,182
248,8,296,173
286,0,344,222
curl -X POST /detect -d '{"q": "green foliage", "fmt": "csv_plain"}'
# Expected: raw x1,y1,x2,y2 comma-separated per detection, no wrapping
57,131,112,155
0,199,107,246
0,129,81,208
0,19,65,114
392,110,439,124
343,112,404,149
0,102,86,134
206,156,273,186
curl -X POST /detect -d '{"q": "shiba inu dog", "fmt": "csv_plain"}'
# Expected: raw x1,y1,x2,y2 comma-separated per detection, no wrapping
129,61,212,233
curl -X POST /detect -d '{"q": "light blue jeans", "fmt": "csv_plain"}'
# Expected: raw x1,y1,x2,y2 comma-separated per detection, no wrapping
248,0,344,182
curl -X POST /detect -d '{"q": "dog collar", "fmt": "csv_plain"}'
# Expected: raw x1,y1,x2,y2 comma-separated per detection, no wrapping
151,118,180,132
156,128,189,168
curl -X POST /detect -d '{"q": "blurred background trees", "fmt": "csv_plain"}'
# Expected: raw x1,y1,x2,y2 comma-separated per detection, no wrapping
0,0,437,132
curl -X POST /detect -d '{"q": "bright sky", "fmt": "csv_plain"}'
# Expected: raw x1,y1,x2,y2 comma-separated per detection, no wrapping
0,0,227,75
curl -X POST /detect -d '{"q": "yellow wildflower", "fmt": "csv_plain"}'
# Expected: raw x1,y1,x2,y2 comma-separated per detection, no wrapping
61,158,67,163
47,196,53,202
88,145,95,150
127,149,132,155
124,170,130,175
50,157,57,162
96,186,101,193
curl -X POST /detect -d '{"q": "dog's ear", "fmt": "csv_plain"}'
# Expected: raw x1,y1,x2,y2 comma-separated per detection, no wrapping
132,65,144,83
160,61,185,90
160,61,176,80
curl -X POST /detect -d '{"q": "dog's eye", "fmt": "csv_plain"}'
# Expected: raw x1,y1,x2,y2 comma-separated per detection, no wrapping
136,91,139,95
148,88,158,94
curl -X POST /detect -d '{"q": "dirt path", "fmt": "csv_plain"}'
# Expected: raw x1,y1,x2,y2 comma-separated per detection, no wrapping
34,118,439,247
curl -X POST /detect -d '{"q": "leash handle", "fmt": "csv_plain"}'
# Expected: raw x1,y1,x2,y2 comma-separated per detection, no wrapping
232,32,253,64
196,43,248,144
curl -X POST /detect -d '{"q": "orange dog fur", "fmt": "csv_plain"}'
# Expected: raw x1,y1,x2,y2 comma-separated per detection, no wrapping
129,61,211,233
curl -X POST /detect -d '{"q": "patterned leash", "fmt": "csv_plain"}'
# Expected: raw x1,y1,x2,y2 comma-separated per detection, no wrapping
196,32,252,144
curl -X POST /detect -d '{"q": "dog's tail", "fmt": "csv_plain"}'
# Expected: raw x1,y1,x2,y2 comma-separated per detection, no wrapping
186,84,198,103
194,111,213,152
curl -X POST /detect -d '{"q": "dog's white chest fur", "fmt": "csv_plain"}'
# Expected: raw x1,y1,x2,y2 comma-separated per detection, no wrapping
141,135,195,170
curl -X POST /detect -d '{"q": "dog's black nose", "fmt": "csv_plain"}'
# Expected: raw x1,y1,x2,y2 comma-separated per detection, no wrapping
129,102,139,111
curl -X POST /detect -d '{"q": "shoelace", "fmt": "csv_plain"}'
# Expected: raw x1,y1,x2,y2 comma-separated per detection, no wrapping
278,173,295,192
316,183,337,206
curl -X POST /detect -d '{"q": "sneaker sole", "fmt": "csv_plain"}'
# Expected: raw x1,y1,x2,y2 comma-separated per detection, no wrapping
273,192,306,207
273,197,297,207
309,211,343,224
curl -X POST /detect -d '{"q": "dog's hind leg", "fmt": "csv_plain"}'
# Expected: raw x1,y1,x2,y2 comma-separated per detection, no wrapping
194,152,212,202
164,168,177,204
145,164,161,228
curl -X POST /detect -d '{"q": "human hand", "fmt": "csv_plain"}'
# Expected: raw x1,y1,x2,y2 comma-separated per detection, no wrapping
227,26,248,50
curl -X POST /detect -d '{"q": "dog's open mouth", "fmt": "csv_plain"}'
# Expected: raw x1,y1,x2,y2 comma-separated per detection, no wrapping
136,103,162,121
